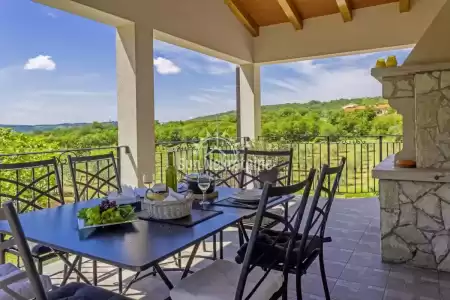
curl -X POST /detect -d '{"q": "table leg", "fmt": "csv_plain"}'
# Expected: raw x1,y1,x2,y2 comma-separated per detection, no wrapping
122,271,141,295
57,253,91,286
181,243,200,279
154,264,174,289
212,234,217,260
117,268,123,294
219,231,224,259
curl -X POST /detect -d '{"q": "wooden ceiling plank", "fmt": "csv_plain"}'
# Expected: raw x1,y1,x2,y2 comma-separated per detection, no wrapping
225,0,259,37
336,0,352,22
277,0,303,30
399,0,411,13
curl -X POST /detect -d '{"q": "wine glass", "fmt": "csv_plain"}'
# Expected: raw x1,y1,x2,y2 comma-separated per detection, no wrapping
142,172,154,189
197,173,211,206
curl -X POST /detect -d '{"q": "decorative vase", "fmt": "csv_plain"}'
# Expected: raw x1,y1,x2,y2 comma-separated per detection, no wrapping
375,58,386,68
386,56,398,67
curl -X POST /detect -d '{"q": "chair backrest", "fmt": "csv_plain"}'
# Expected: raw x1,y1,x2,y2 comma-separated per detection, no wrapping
0,158,64,213
0,201,48,300
234,169,316,300
204,147,244,187
293,157,346,270
240,148,294,189
68,152,121,202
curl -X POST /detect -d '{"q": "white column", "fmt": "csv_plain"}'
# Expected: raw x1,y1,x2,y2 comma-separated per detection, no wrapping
237,64,261,139
116,23,155,187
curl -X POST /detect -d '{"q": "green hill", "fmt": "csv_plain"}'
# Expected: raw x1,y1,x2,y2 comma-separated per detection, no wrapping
1,97,400,149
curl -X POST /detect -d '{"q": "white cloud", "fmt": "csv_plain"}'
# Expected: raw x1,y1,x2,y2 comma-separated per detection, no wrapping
153,57,181,75
153,41,235,75
264,62,377,105
263,48,412,105
189,95,214,104
24,55,56,71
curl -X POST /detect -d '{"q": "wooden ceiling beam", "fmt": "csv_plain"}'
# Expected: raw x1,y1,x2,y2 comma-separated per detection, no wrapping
225,0,259,37
399,0,411,13
277,0,303,30
336,0,352,22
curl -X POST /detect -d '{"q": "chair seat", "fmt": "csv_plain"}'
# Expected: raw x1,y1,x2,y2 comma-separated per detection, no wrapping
170,259,283,300
48,282,131,300
243,207,284,228
9,242,53,257
30,243,53,256
0,263,52,300
235,229,331,269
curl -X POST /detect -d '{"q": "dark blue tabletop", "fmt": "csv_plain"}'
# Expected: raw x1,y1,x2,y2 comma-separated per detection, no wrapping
0,199,241,271
0,187,294,272
200,187,294,218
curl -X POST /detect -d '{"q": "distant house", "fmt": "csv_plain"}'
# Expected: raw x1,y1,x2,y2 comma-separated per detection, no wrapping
342,103,390,115
342,104,367,113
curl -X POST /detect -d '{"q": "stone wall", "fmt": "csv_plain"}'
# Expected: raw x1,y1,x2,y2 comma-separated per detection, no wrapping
382,75,415,162
380,179,450,271
415,70,450,168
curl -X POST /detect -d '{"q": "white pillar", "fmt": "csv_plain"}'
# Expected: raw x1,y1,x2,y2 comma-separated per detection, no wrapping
237,64,261,139
116,23,155,187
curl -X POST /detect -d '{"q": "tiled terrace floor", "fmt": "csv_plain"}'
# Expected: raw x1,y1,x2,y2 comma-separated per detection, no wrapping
44,197,450,300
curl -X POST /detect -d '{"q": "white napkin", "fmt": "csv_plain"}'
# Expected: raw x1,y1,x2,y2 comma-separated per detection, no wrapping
163,188,186,202
107,185,137,204
134,187,148,198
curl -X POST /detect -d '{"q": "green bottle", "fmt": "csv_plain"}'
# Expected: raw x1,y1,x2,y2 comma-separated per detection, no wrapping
165,151,178,192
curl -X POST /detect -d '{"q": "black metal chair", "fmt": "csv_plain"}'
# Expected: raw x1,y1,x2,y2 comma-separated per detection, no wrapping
170,175,315,300
68,152,122,290
290,157,346,300
68,152,121,202
237,148,294,245
0,201,131,300
240,148,294,188
236,158,346,300
0,158,64,274
204,147,245,188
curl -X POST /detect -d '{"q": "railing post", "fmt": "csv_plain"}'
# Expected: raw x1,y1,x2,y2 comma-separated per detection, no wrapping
116,146,122,183
379,136,383,163
327,136,331,188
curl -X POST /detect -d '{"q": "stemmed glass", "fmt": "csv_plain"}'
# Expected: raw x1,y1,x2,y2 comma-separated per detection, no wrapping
197,173,211,206
142,173,154,189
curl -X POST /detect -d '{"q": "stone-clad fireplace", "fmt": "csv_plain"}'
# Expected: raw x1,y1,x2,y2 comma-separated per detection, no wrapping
373,64,450,271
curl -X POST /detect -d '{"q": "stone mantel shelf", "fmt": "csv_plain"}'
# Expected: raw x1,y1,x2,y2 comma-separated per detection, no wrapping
373,155,450,183
371,62,450,82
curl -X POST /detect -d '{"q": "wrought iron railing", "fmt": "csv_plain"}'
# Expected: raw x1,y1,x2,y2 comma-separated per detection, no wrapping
154,135,403,196
0,146,126,204
0,135,403,198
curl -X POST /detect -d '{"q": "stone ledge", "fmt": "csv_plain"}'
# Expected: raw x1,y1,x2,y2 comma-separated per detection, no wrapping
371,62,450,82
373,155,450,183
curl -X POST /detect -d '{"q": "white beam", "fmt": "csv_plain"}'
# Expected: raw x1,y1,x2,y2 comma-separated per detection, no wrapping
237,64,261,139
254,0,445,64
117,24,155,187
35,0,254,65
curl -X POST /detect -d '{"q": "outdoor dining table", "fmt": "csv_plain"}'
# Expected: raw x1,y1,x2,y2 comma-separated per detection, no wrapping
0,187,294,292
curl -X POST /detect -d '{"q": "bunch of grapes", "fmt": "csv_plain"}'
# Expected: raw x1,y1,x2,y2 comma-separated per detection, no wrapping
100,200,117,213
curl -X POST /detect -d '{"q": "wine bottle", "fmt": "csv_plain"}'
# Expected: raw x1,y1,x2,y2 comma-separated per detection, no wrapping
165,151,178,192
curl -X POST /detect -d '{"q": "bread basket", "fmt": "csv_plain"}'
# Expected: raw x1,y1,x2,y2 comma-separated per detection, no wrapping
143,191,194,220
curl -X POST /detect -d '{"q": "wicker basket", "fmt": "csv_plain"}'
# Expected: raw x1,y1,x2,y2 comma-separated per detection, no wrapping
143,194,194,220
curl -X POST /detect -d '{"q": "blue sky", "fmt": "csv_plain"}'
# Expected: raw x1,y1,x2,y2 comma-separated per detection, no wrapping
0,0,411,125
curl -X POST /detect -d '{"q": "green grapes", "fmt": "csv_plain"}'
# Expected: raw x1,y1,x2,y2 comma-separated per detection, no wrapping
78,202,135,226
